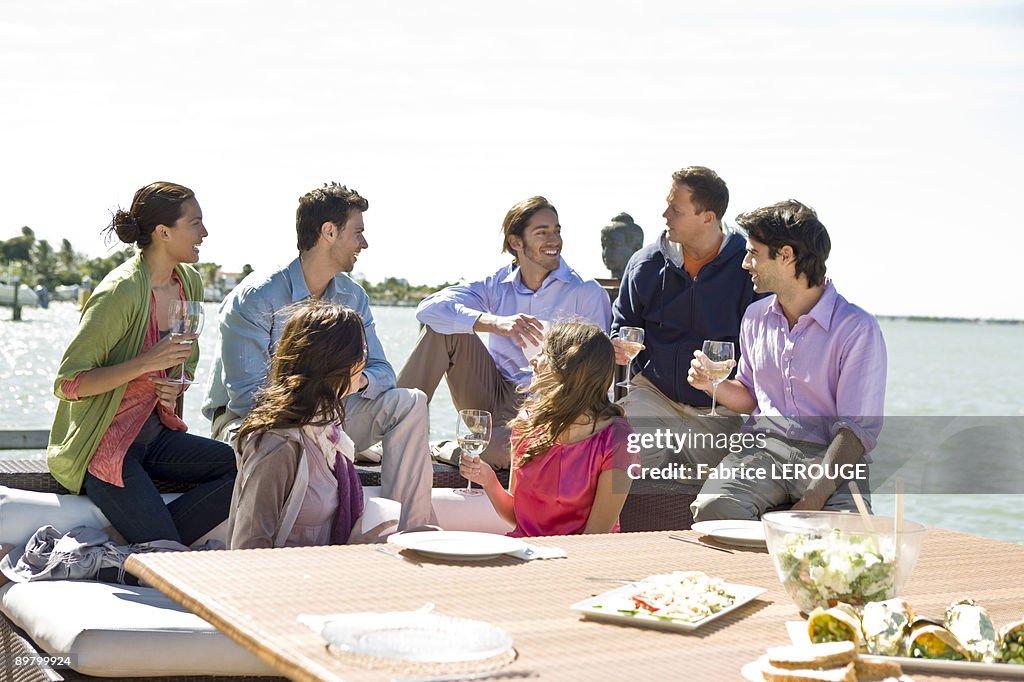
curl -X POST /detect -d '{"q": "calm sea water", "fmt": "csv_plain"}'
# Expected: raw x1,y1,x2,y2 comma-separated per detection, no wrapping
0,303,458,437
2,302,1022,543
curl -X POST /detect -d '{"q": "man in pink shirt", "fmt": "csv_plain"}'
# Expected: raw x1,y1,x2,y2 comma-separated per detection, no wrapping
687,200,887,520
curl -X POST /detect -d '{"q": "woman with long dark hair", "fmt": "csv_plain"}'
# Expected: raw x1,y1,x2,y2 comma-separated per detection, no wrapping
228,300,396,548
48,181,236,545
460,320,639,536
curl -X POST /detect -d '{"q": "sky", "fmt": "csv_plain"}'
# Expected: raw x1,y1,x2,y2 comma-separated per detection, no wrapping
1,1,1022,319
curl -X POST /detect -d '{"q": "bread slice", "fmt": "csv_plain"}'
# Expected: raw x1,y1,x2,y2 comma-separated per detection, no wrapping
759,660,857,682
854,657,904,681
766,641,858,670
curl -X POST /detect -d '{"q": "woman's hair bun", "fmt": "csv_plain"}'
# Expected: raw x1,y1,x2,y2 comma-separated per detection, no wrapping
112,208,142,245
104,182,193,248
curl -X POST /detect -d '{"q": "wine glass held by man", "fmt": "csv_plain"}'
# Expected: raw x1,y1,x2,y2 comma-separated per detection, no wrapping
47,181,236,547
459,320,640,537
686,345,743,417
696,340,735,416
614,326,646,390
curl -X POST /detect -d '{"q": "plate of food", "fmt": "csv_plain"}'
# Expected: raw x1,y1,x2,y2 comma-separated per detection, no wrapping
571,570,766,633
387,530,527,561
691,519,767,548
785,597,1024,677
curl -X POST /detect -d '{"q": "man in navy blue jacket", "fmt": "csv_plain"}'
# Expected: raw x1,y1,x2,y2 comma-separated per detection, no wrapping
612,166,758,472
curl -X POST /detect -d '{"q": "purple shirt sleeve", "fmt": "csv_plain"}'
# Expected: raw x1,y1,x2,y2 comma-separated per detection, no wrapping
829,314,887,452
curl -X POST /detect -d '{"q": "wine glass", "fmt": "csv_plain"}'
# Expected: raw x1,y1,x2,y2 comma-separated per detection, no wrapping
700,340,735,417
455,409,491,497
166,301,205,385
615,326,645,390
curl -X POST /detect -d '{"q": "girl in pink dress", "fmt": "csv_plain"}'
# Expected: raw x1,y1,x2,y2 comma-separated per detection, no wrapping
460,320,638,536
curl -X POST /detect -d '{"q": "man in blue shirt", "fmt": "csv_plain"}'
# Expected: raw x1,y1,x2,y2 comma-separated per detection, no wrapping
397,196,611,468
203,183,436,530
613,167,758,471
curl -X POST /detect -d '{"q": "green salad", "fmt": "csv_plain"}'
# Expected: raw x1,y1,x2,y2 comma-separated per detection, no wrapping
775,529,895,611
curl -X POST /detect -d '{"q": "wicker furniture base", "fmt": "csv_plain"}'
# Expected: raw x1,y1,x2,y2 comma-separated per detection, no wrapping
1,614,54,682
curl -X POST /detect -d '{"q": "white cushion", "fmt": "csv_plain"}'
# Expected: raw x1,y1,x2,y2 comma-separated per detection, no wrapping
0,580,275,677
0,486,226,548
1,485,513,548
363,486,513,534
0,486,113,546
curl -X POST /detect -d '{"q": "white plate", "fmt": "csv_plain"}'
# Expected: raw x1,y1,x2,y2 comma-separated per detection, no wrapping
784,620,1024,678
571,580,767,633
316,611,513,663
387,530,527,560
690,520,767,547
739,659,768,681
859,655,1024,678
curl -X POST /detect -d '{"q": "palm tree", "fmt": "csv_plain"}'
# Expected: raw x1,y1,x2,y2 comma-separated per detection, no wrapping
58,239,80,284
31,239,58,289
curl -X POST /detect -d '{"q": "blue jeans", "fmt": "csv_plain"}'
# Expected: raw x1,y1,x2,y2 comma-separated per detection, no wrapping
83,425,236,545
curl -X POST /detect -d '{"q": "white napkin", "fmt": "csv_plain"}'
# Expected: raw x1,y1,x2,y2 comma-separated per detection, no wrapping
362,497,401,537
507,543,567,561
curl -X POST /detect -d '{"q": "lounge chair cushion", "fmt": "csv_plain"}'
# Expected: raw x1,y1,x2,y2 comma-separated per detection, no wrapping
0,580,276,677
0,485,113,546
0,485,513,549
363,485,514,535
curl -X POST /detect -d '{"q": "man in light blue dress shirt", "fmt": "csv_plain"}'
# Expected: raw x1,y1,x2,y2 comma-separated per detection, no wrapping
203,183,436,530
396,196,612,468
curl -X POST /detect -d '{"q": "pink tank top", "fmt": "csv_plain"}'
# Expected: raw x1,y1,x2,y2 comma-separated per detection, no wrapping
509,418,637,537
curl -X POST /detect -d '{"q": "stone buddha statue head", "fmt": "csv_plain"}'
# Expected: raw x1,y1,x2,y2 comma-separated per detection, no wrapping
600,213,644,278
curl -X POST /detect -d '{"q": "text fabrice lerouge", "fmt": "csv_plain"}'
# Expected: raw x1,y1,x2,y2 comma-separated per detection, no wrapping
626,462,870,482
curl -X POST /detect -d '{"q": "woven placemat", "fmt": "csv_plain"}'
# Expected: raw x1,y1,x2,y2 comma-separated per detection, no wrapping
327,643,517,675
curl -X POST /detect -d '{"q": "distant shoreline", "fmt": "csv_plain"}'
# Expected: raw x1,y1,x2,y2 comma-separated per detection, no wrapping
6,299,1022,325
364,301,1023,325
874,315,1023,326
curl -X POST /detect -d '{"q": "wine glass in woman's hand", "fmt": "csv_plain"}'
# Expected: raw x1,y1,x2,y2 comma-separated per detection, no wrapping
165,301,205,385
455,409,491,497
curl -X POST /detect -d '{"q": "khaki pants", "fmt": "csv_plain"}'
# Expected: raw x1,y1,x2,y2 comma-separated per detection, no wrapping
618,373,742,470
396,327,521,469
691,437,868,521
211,389,438,530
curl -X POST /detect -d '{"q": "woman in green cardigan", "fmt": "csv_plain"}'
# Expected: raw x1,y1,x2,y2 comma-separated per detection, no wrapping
48,181,236,545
